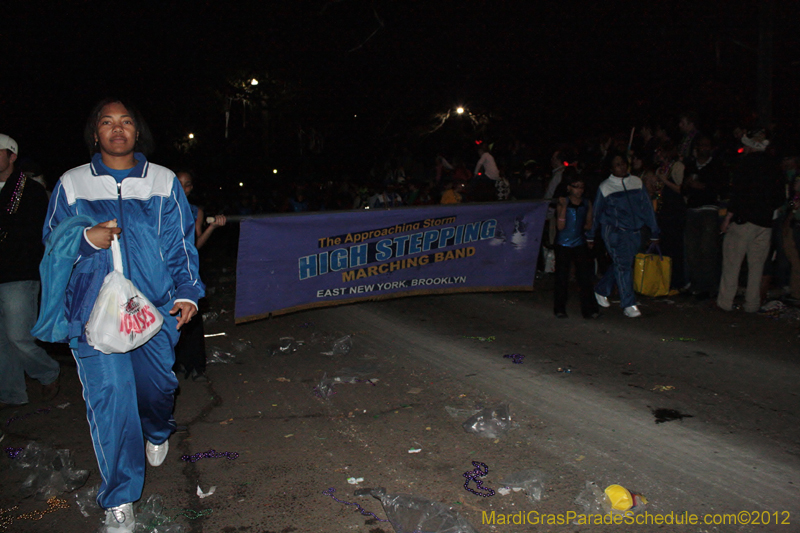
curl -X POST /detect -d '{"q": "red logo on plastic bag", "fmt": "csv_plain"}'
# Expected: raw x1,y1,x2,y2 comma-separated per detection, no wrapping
120,296,158,335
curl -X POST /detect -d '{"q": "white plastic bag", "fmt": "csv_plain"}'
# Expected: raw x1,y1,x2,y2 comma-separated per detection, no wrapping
85,235,163,354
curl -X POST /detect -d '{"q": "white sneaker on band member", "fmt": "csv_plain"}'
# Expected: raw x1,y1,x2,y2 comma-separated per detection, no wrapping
624,305,642,318
104,502,135,532
146,439,169,467
595,293,610,308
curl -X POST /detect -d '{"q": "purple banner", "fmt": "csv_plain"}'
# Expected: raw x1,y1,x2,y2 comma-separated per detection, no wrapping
235,201,548,322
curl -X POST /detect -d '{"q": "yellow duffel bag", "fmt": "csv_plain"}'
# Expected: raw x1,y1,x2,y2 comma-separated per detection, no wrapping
633,245,672,297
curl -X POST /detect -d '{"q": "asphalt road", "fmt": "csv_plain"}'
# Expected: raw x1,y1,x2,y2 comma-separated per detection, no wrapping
2,278,799,533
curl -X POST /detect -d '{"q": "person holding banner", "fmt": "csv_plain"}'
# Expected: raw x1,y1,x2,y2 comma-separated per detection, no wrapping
587,152,660,318
40,98,203,532
173,169,226,382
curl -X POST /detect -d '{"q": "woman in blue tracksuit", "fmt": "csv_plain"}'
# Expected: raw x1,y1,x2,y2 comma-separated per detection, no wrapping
41,99,203,532
587,153,660,318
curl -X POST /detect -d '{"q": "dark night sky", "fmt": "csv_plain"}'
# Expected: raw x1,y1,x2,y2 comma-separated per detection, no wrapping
3,0,800,181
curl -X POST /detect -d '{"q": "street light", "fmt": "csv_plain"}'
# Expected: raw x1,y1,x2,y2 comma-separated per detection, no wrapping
250,78,259,86
188,133,194,139
456,107,464,115
273,169,278,174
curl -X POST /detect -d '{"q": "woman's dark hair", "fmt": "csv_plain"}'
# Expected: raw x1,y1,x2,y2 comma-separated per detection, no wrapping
84,98,154,157
563,166,581,185
174,168,196,181
608,149,628,163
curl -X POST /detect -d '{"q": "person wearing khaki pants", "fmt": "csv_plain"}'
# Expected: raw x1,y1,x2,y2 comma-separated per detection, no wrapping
717,221,772,312
716,131,784,312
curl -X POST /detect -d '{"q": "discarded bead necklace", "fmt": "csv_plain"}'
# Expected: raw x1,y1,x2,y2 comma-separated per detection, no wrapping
1,496,69,530
463,461,495,497
4,447,23,459
0,505,19,531
172,508,213,520
181,449,239,463
322,487,388,522
6,407,51,427
503,353,524,364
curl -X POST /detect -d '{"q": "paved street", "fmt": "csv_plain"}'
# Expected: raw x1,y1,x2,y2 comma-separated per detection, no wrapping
2,271,799,532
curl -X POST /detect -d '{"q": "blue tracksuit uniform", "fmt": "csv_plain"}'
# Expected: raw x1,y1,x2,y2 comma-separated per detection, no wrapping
42,153,204,508
587,174,659,308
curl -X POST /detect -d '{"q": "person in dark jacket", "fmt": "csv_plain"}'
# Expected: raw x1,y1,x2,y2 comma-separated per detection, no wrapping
587,152,660,318
717,131,786,312
0,134,60,409
683,136,726,300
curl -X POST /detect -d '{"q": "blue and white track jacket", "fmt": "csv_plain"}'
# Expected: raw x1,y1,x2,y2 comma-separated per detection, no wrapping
42,153,204,343
587,174,660,242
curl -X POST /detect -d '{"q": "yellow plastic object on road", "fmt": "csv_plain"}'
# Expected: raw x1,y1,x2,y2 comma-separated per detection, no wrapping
605,484,633,511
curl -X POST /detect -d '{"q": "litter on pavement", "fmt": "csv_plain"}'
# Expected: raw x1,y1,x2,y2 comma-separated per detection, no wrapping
462,404,512,439
462,461,495,497
321,334,353,356
197,485,216,499
5,441,89,500
500,469,545,503
503,353,525,364
368,487,480,533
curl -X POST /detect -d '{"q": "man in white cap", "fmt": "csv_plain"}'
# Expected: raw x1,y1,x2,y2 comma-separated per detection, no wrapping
0,134,60,409
717,131,786,312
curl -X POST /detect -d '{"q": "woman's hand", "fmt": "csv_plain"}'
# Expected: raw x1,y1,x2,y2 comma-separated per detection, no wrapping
86,219,121,249
170,301,197,330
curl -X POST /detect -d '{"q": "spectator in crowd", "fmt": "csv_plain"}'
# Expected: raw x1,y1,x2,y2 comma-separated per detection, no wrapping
553,171,599,319
654,141,688,290
638,124,660,168
440,179,463,204
473,143,500,201
544,147,576,245
717,131,785,312
683,136,726,299
0,134,60,409
434,154,453,182
368,183,403,208
781,181,800,302
474,143,500,182
452,159,473,184
288,184,309,212
678,111,701,161
544,147,575,200
494,168,511,200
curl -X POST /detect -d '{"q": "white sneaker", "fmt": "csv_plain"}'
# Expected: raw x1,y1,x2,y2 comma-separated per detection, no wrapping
595,293,610,308
624,305,642,318
146,439,169,467
104,502,135,532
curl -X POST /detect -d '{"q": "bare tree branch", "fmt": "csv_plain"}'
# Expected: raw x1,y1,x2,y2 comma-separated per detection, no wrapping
348,8,384,52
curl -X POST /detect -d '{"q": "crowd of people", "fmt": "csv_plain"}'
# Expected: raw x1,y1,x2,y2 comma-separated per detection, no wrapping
206,110,797,317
